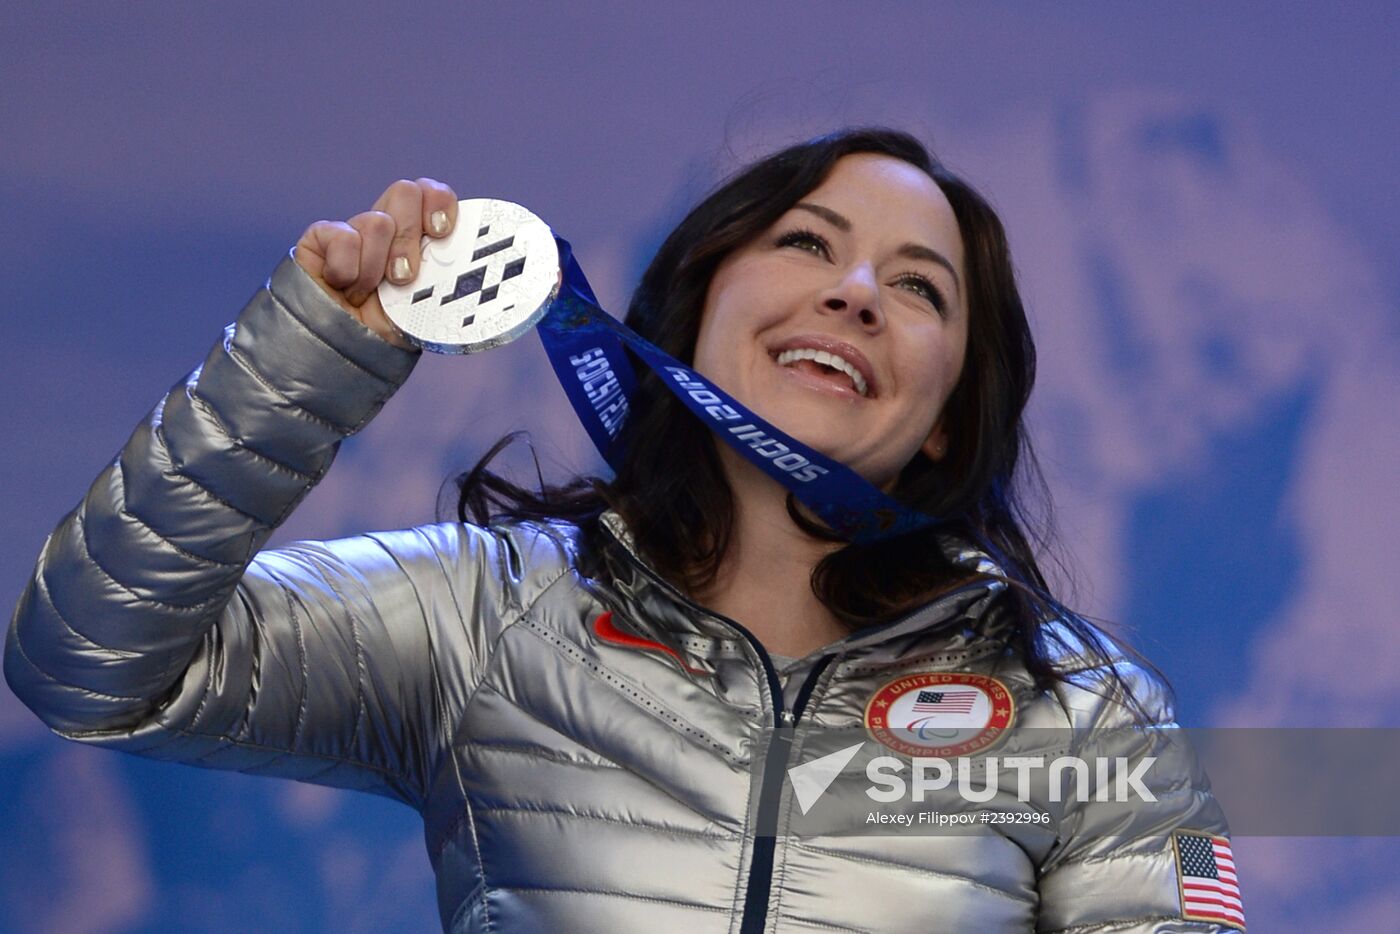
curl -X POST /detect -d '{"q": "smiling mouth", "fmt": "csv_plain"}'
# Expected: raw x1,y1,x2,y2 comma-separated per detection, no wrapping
773,347,870,397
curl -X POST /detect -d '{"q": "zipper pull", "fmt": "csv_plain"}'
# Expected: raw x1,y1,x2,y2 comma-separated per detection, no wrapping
780,709,796,728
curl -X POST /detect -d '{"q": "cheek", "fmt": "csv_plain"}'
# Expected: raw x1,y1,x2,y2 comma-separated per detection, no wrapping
691,299,744,380
939,318,971,389
941,341,968,397
693,271,775,373
691,315,717,370
692,286,731,370
903,327,965,399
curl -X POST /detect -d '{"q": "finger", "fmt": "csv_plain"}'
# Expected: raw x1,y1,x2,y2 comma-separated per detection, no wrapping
372,179,425,285
317,221,364,293
295,220,347,284
346,210,396,300
294,220,410,347
417,177,458,238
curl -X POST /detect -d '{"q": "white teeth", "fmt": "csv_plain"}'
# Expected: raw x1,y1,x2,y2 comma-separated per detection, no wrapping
775,347,869,396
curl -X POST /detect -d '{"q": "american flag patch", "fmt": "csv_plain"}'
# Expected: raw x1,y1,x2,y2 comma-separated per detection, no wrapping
910,689,978,713
1173,831,1245,930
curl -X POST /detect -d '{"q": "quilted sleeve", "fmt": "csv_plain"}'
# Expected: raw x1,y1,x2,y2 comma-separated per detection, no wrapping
1035,662,1245,933
4,251,503,808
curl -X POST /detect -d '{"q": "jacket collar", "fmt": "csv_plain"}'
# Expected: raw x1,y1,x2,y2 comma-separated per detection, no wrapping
595,510,1015,659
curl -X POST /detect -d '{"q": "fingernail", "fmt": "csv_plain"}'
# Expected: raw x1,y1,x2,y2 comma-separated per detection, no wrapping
392,256,411,281
430,210,449,235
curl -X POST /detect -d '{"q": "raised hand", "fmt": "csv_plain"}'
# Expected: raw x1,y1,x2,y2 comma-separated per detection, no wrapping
294,177,458,348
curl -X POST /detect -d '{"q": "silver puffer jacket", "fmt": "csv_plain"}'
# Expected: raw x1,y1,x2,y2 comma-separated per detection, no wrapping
6,253,1241,933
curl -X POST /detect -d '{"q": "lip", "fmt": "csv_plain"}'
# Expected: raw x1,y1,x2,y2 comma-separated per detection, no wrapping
768,334,879,398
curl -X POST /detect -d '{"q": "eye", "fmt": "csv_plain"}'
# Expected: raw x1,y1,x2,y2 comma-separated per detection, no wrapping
775,228,831,259
894,273,948,316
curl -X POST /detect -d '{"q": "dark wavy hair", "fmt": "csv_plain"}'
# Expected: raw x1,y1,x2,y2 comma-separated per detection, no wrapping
450,127,1161,715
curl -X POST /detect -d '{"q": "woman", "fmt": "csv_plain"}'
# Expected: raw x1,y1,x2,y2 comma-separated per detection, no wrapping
5,129,1241,932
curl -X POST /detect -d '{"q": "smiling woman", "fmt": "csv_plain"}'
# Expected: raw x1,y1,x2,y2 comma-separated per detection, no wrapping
695,155,966,493
6,128,1244,932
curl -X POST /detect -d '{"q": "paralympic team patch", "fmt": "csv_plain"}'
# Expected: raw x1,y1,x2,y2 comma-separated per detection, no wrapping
1172,831,1245,929
863,672,1013,757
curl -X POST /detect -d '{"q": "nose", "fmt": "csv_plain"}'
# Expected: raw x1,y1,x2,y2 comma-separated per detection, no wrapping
819,262,883,330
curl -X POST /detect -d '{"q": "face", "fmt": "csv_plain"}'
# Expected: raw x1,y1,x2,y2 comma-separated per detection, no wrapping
693,153,969,489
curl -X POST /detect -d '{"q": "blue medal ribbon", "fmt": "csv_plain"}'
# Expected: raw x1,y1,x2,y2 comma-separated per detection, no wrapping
537,236,940,544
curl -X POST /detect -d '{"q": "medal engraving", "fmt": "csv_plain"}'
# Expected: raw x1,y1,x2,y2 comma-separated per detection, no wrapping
378,199,560,353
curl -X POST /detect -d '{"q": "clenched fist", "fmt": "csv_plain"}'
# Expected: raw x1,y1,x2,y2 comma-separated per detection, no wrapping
294,178,458,348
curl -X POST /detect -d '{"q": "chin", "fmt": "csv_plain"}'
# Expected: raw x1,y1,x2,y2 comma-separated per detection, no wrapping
754,411,845,455
772,423,879,478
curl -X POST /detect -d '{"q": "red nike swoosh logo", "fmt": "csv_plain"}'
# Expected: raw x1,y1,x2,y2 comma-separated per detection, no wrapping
592,611,709,676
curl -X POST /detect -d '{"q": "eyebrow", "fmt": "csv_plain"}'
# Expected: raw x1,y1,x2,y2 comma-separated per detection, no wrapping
794,201,962,298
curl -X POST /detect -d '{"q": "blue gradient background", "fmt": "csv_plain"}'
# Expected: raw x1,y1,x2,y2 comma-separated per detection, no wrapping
3,3,1398,931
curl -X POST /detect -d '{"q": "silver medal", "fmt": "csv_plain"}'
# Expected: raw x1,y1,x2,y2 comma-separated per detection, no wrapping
377,198,561,354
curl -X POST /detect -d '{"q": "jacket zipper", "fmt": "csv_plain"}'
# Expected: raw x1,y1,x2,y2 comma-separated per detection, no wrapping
603,543,834,932
738,649,834,934
732,579,994,931
603,536,996,932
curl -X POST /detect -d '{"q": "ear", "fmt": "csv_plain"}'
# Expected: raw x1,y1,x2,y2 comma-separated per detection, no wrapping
920,418,950,462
